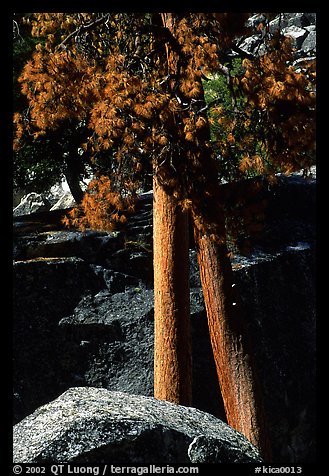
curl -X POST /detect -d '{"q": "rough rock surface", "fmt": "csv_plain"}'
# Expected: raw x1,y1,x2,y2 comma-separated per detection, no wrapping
13,387,262,464
13,192,51,217
242,13,316,62
13,261,222,424
50,191,76,210
233,246,316,463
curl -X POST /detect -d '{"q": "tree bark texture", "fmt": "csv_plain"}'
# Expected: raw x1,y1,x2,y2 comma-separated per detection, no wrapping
193,222,271,460
153,174,192,406
188,123,271,458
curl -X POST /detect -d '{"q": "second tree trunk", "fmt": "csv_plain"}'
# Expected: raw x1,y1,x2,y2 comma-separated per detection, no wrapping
153,175,192,406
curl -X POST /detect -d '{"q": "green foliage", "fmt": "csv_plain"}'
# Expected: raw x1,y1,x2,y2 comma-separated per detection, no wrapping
203,58,252,181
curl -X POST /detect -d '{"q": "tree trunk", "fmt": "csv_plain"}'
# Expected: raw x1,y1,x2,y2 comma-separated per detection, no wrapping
151,11,192,407
64,154,84,204
153,174,192,406
189,136,271,459
193,220,271,460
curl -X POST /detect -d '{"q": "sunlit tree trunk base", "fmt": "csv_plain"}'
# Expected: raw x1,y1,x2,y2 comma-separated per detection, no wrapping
193,225,271,461
153,175,192,406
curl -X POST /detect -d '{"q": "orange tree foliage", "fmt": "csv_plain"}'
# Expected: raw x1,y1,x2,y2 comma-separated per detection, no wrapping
14,13,316,232
62,175,137,231
237,36,315,175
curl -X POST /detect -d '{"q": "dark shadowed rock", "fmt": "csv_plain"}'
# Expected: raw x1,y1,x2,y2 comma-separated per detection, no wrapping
58,288,155,397
13,387,262,464
13,257,105,422
13,229,125,264
234,246,316,463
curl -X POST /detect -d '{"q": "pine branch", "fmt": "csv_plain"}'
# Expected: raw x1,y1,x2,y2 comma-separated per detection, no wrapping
55,14,110,51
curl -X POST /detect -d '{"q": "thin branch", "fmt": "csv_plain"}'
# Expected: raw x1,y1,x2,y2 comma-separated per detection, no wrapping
231,44,256,60
55,14,110,51
13,19,23,42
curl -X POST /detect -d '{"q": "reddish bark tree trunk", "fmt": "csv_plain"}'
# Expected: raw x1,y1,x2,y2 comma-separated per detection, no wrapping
189,133,271,459
193,221,271,460
152,11,192,407
153,174,192,406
